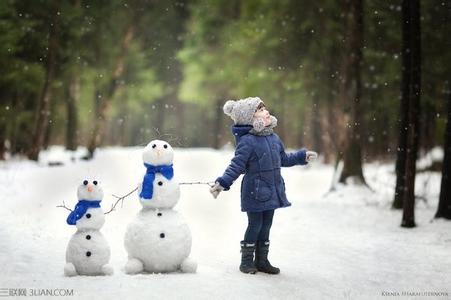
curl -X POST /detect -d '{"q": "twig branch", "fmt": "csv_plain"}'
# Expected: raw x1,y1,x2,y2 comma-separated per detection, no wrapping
105,187,138,214
179,181,216,187
152,127,183,146
56,201,73,212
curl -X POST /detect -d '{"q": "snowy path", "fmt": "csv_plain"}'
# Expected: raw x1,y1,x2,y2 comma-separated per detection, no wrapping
0,147,450,300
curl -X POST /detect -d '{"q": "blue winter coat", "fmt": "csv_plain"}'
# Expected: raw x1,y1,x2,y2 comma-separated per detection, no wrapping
216,125,308,212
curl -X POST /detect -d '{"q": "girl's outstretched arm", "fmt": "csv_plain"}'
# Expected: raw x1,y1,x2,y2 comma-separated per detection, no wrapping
278,138,308,167
216,138,253,190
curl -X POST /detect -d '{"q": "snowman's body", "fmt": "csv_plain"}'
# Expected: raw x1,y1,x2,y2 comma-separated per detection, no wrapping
66,228,111,275
125,208,192,273
64,182,113,276
136,172,180,209
124,140,197,274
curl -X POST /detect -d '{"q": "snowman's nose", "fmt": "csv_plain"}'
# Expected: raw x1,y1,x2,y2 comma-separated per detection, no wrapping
156,150,162,156
87,186,93,192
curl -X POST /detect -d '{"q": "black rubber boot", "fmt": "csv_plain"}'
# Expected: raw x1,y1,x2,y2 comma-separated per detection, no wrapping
255,240,280,274
239,241,258,274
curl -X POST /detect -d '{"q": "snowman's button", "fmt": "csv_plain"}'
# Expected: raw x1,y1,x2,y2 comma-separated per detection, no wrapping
86,251,92,257
158,181,163,186
157,213,162,217
86,235,91,240
160,233,165,238
86,213,91,219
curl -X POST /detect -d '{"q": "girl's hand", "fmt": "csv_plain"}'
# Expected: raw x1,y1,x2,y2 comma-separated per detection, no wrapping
306,151,318,162
209,182,224,199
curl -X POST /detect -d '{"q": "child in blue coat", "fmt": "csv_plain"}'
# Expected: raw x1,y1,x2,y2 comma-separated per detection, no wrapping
210,97,317,274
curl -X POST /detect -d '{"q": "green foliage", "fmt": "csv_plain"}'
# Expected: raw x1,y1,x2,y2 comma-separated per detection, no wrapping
114,41,165,113
0,0,449,155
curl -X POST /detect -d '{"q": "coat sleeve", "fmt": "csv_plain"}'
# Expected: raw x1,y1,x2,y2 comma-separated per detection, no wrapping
279,138,308,167
216,138,253,190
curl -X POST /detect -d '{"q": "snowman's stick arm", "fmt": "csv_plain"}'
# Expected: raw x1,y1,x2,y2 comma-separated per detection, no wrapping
105,187,139,214
56,201,73,212
179,181,216,187
104,181,213,215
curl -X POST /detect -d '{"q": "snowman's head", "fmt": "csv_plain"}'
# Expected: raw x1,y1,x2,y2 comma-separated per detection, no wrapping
77,179,104,201
75,179,105,230
142,140,174,166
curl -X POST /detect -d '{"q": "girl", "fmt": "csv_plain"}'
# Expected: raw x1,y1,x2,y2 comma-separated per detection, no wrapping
210,97,317,274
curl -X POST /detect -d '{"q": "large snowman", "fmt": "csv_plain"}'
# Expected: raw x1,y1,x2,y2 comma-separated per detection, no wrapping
124,140,197,274
64,180,113,276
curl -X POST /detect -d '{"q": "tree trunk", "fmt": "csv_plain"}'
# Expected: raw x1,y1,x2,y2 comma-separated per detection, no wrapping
212,99,223,149
401,0,421,228
297,105,306,149
117,99,128,146
43,113,53,150
0,88,6,160
0,120,5,160
338,0,366,185
310,98,322,155
87,22,135,157
277,100,286,143
421,101,436,153
65,0,81,151
9,92,20,155
435,91,451,219
393,0,413,209
154,97,166,136
175,100,186,146
28,0,60,161
66,74,80,150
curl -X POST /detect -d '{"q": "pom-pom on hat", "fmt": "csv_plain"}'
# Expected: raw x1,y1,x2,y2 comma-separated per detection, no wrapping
223,97,263,125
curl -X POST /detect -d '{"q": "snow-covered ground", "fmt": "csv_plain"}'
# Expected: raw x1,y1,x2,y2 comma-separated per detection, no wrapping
0,146,449,300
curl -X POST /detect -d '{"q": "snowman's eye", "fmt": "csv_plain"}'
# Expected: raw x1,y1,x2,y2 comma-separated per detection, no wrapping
163,144,168,149
93,181,98,185
152,144,156,148
83,180,88,185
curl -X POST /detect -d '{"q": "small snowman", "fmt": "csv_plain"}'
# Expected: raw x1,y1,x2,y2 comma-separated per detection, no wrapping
124,140,197,274
64,180,113,276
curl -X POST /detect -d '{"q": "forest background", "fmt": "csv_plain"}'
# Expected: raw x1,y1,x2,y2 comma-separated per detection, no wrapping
1,0,450,224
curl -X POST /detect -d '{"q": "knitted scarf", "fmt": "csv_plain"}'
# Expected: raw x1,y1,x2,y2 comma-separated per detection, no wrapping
66,200,101,225
140,163,174,200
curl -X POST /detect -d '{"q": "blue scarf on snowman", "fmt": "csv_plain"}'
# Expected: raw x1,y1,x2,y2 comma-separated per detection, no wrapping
66,200,101,225
140,163,174,200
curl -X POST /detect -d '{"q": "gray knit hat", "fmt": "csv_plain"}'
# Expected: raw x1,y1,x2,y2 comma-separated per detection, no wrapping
223,97,263,125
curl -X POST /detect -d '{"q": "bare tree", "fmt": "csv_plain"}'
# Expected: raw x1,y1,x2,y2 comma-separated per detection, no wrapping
0,119,5,160
28,0,60,161
435,90,451,219
212,99,224,149
65,0,82,151
400,0,421,228
338,0,366,185
87,21,136,157
66,74,80,151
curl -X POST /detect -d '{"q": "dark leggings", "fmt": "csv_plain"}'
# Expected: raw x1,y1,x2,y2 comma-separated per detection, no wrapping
243,210,274,243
